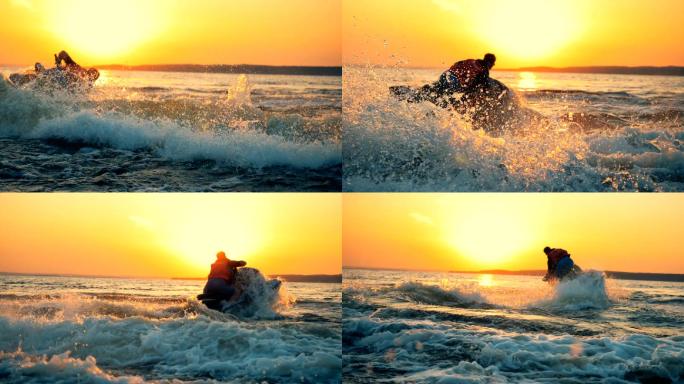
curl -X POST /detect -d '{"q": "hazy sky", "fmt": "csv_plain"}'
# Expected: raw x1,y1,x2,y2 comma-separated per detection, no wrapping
343,194,684,274
344,0,684,68
0,0,341,66
0,194,341,277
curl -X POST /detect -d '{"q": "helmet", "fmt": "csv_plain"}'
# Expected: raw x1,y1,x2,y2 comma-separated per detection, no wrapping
543,246,551,254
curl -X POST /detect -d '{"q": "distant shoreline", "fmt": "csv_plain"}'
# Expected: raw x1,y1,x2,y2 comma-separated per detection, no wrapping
342,64,684,77
344,267,684,282
173,274,342,284
97,64,342,76
495,66,684,77
450,269,684,282
0,271,342,283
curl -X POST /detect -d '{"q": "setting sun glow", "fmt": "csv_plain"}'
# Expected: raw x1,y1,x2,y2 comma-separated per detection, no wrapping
445,206,537,267
0,194,341,278
343,194,684,274
1,0,341,66
465,0,582,61
343,0,684,67
45,0,168,60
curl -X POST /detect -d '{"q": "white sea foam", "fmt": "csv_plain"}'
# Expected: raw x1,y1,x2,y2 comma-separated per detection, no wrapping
0,316,340,383
0,274,341,383
395,281,488,306
0,75,341,171
533,271,612,311
27,111,341,169
343,269,684,383
344,314,684,383
343,67,684,191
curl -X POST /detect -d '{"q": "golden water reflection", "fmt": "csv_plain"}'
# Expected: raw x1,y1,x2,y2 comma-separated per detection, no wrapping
478,274,495,287
517,71,537,91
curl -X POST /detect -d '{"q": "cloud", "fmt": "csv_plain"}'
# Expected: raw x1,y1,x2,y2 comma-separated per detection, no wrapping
410,212,435,226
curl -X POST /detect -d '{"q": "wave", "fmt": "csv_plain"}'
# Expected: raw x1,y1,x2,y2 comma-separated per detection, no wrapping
0,351,141,384
532,271,612,312
0,77,341,170
395,281,489,307
30,111,340,169
226,267,294,319
343,67,684,191
0,284,293,323
343,314,684,383
0,314,341,383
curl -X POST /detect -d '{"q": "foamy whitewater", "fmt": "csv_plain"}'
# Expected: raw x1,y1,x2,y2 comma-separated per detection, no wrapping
0,67,341,191
343,67,684,191
343,269,684,383
0,274,341,383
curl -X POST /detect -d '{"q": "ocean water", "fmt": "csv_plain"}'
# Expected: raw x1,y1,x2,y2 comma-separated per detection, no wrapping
343,67,684,191
0,68,341,191
0,274,341,383
343,269,684,383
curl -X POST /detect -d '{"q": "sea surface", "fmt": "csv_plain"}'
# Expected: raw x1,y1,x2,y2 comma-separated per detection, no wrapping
0,68,341,191
343,67,684,191
0,274,341,383
343,268,684,383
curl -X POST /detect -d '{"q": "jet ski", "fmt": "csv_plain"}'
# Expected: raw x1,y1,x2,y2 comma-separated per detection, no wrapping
543,264,583,283
390,78,546,136
197,267,282,314
7,66,99,91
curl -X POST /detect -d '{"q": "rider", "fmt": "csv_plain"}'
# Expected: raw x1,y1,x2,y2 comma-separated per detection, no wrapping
542,246,576,282
435,53,496,96
54,50,100,82
203,251,247,299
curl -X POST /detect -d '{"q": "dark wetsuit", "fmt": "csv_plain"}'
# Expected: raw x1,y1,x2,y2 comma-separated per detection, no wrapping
54,51,100,82
436,59,491,96
203,259,246,298
546,248,574,279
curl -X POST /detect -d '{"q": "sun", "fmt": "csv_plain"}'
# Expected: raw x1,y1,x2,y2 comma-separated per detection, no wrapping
126,200,270,273
465,0,584,63
43,0,168,61
162,216,264,272
443,201,539,268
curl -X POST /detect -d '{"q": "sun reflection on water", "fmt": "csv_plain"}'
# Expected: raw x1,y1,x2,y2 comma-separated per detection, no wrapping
517,71,537,91
478,274,495,287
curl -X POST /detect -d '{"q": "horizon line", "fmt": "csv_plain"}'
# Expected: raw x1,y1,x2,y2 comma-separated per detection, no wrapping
0,63,343,77
343,266,684,276
0,270,342,280
341,64,684,76
1,62,343,68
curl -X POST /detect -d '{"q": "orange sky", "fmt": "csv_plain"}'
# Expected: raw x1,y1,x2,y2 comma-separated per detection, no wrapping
344,0,684,68
0,194,341,278
343,194,684,274
0,0,341,66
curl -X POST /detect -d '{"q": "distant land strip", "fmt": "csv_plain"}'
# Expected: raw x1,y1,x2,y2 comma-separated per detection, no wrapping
342,267,684,282
99,64,342,76
173,274,342,283
449,269,684,282
495,66,684,77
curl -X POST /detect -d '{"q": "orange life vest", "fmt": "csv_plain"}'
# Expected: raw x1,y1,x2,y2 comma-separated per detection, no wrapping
208,258,234,281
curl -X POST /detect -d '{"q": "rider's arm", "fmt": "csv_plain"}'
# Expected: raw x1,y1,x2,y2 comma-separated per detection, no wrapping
230,260,247,268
